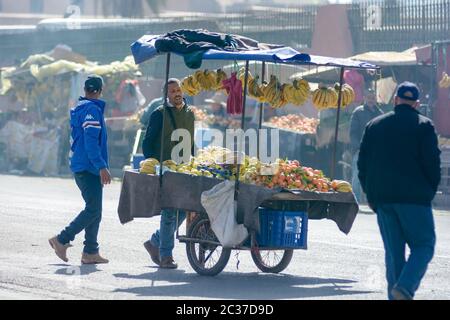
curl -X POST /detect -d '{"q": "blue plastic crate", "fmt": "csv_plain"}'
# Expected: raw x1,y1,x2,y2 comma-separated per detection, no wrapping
257,209,308,249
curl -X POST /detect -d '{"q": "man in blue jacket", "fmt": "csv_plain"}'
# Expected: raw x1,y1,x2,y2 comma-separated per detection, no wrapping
49,75,111,264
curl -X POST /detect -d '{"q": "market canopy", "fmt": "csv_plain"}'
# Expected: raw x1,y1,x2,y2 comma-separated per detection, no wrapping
291,47,419,82
130,32,379,70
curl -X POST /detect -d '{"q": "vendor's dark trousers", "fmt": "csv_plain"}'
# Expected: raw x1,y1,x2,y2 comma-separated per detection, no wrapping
376,204,436,300
58,171,103,255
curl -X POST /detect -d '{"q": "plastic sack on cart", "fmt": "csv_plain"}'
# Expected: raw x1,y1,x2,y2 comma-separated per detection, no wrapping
201,180,248,248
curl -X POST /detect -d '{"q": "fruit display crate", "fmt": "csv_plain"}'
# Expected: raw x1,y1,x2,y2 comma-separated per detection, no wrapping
256,209,308,249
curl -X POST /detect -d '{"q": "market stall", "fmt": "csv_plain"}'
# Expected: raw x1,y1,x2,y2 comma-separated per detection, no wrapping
0,46,144,175
118,30,378,276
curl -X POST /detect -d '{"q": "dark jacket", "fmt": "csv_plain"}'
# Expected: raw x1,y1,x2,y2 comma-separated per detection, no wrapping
154,29,284,69
350,104,384,154
358,104,441,208
142,101,195,162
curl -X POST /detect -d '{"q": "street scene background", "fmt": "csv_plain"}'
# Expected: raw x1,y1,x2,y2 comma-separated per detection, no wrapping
0,0,449,300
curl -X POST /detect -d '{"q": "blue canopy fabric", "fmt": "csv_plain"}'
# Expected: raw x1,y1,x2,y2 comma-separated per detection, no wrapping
131,34,379,70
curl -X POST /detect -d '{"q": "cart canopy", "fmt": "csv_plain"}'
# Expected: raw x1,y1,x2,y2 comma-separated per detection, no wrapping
131,31,379,70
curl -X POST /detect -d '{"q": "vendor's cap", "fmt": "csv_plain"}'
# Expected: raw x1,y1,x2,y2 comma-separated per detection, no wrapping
396,81,420,101
85,75,104,93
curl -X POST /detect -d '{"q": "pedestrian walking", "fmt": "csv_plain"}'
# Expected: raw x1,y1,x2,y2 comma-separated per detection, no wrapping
358,82,441,300
349,88,383,203
49,75,111,265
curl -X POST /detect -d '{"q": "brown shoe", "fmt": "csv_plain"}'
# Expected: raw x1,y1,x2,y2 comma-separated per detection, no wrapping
81,252,109,265
144,241,160,266
160,256,178,269
49,236,72,263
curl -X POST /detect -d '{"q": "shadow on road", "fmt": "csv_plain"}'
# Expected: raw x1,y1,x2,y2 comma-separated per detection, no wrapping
54,265,101,276
112,270,373,299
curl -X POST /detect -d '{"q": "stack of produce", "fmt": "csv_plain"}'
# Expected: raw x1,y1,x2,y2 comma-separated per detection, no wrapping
312,83,355,110
138,146,353,193
190,106,209,122
2,54,140,116
139,158,160,174
439,72,450,89
204,115,241,129
267,114,319,134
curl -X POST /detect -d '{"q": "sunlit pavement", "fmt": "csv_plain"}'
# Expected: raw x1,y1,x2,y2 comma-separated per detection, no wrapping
0,174,449,300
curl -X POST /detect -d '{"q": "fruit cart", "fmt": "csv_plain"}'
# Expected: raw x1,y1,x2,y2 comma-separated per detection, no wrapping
119,30,379,276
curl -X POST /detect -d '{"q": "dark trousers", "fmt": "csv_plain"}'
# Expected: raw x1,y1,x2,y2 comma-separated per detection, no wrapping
58,171,103,254
376,204,436,300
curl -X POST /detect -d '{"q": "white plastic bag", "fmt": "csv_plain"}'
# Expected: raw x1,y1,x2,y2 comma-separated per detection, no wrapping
201,180,248,248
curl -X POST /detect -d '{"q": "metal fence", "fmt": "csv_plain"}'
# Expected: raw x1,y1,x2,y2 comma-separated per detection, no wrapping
217,6,318,49
348,0,450,53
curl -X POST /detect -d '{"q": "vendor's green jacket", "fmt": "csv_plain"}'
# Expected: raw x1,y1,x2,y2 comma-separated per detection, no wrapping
142,99,195,162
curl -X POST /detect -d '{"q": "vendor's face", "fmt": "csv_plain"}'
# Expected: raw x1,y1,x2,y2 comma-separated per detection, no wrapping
168,82,183,106
365,93,377,107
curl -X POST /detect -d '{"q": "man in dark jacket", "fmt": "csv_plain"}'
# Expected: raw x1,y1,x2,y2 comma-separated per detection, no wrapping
349,89,383,202
142,78,195,269
358,82,441,300
49,75,111,265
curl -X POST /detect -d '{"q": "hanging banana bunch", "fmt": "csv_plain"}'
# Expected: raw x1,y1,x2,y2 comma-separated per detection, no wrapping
212,69,228,91
248,75,265,101
261,75,286,109
181,75,201,96
286,79,311,106
439,72,450,89
334,83,356,108
312,84,339,110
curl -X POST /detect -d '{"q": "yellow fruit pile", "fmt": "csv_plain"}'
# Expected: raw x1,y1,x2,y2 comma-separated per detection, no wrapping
331,180,353,193
181,69,228,96
439,72,450,89
139,158,159,174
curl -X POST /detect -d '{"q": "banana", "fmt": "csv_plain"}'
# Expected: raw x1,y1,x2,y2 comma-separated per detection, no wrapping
328,88,339,108
203,70,217,91
194,70,209,90
213,69,228,90
334,83,355,107
181,75,201,96
248,75,264,99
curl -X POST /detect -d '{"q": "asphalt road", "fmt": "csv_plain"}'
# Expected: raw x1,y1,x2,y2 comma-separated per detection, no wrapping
0,174,449,300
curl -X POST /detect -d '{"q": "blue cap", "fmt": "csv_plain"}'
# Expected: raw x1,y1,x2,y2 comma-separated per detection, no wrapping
396,81,420,101
85,75,103,93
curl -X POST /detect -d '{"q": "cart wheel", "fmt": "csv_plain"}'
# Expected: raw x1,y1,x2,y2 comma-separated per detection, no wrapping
251,249,294,274
186,215,231,276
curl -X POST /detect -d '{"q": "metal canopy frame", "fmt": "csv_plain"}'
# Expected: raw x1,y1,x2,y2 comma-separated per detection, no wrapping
134,33,380,195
